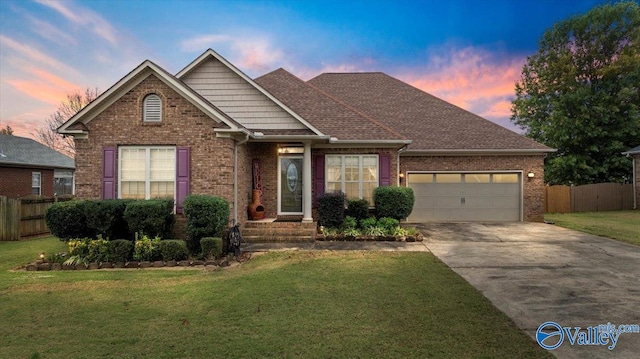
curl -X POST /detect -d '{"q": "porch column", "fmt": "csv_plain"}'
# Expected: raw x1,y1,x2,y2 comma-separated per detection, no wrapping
302,142,313,222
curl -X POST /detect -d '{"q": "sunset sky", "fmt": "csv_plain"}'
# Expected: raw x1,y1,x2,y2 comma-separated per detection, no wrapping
0,0,614,139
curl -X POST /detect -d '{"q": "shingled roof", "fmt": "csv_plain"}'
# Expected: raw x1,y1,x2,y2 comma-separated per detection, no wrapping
0,134,74,169
308,72,553,152
255,69,407,142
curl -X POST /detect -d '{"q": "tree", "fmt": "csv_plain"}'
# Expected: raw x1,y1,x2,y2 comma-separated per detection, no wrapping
33,88,99,157
0,125,13,135
511,2,640,185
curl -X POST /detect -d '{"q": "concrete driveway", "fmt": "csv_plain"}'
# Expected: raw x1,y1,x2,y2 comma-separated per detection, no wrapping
419,222,640,359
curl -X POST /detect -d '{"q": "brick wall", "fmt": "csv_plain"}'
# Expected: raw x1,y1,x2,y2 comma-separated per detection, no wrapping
74,74,238,236
399,155,545,222
0,167,54,198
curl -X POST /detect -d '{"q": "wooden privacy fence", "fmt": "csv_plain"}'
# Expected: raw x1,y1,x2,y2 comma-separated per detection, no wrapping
545,183,634,213
0,196,65,241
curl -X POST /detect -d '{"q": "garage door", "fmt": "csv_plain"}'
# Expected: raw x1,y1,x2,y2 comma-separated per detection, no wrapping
407,172,521,222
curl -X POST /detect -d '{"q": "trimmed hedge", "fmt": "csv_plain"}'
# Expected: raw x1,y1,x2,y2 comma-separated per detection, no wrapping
84,199,131,240
183,195,230,255
374,186,415,220
318,192,345,228
201,237,223,259
346,198,369,222
124,200,175,238
45,200,96,241
159,240,188,261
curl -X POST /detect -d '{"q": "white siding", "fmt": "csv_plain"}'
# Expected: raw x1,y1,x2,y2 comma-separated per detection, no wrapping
182,58,306,130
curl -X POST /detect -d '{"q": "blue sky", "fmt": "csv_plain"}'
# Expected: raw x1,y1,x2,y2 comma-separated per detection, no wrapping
0,0,617,139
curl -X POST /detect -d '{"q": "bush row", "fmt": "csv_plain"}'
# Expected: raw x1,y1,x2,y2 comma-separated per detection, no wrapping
46,199,174,241
63,236,222,263
318,186,415,227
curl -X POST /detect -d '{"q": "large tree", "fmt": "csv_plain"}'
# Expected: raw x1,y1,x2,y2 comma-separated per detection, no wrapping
33,88,99,157
511,1,640,185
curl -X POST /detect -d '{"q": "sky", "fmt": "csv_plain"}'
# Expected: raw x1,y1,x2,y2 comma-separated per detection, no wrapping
0,0,619,140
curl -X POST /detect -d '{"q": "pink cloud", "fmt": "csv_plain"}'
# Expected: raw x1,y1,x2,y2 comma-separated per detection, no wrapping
7,68,82,105
398,46,524,121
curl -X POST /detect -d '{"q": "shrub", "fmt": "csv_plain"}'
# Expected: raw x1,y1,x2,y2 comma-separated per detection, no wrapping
318,192,345,228
183,195,230,255
45,252,67,264
342,216,357,230
343,228,361,237
87,239,112,263
393,226,409,237
359,217,377,230
68,239,90,258
45,200,95,241
373,186,415,220
124,200,175,238
111,239,133,262
346,198,369,222
364,226,385,236
377,217,400,235
159,240,188,261
201,237,223,259
133,234,162,261
84,199,131,240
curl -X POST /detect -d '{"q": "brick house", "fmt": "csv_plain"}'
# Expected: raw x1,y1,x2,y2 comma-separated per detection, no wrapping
0,134,75,198
623,145,640,210
58,49,553,237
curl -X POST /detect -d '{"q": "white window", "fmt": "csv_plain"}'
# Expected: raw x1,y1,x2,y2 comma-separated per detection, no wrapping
54,170,74,195
119,147,175,199
31,172,41,195
143,94,162,122
326,155,378,204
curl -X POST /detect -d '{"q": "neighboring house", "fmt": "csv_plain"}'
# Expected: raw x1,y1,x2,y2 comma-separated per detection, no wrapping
623,145,640,210
58,48,553,234
0,134,75,198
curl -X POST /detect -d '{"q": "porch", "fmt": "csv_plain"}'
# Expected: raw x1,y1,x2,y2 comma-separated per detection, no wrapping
241,218,318,242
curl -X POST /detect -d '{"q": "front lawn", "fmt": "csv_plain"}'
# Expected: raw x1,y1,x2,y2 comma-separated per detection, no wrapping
1,237,551,358
545,210,640,246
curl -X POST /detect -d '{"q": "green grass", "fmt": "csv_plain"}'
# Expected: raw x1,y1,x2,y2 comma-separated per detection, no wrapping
545,210,640,246
0,237,551,358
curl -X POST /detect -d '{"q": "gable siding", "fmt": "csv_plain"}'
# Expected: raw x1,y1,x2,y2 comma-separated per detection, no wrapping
182,58,305,130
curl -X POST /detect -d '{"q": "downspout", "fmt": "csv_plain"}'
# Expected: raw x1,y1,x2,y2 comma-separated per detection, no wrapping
234,134,250,224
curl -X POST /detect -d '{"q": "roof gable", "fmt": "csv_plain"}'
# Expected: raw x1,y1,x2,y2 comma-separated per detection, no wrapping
255,68,408,143
177,49,323,135
58,60,242,136
309,72,553,153
0,134,74,169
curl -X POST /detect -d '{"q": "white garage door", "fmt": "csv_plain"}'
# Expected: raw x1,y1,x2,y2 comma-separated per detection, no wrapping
407,172,522,222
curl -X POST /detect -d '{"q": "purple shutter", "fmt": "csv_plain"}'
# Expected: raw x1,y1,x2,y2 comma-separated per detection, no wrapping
176,147,190,213
313,155,325,205
379,154,391,186
102,147,116,199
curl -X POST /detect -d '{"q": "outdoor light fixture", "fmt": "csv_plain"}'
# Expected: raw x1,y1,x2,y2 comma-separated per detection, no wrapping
399,173,405,184
39,253,45,259
527,171,535,178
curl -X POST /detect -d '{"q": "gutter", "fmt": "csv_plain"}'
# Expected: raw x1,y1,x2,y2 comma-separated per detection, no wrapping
401,148,557,156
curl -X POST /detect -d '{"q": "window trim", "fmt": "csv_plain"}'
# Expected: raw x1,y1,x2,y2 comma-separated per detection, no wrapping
31,172,41,196
325,154,379,203
143,94,162,122
118,146,176,200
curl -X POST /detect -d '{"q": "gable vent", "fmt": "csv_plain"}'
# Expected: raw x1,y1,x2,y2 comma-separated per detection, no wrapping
143,94,162,122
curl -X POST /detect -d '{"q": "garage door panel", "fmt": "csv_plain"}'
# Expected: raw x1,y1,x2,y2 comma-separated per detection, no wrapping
407,172,521,222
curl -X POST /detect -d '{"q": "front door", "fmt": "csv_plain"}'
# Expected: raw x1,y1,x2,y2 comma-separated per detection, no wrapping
278,156,303,214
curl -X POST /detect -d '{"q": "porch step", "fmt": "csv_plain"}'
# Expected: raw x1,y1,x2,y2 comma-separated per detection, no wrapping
241,221,318,243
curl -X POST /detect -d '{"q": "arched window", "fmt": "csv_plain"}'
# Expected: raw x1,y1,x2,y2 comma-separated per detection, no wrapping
143,94,162,122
